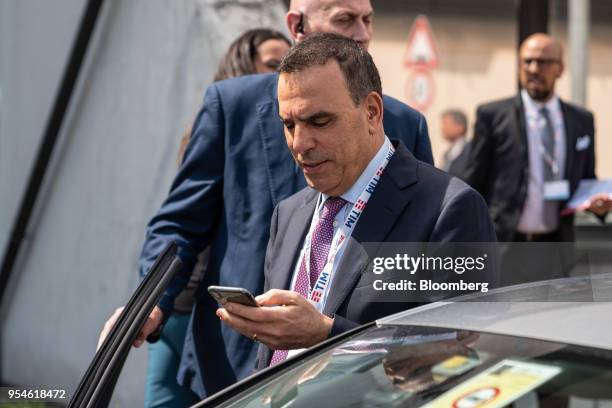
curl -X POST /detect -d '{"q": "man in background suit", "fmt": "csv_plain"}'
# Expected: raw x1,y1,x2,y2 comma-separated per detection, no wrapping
440,109,470,178
100,0,433,399
463,33,611,243
217,34,496,369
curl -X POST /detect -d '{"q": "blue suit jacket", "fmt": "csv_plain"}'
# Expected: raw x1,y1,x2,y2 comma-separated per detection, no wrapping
138,72,433,397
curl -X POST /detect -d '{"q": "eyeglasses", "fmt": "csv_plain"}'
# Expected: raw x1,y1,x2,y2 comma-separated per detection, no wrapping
521,58,560,67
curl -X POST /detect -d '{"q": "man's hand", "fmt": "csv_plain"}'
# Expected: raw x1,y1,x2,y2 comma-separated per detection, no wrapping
216,289,334,350
585,193,612,217
97,305,164,351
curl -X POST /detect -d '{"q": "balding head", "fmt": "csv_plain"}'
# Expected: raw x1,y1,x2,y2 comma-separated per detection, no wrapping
286,0,373,50
518,33,564,101
520,33,563,61
289,0,331,14
289,0,311,11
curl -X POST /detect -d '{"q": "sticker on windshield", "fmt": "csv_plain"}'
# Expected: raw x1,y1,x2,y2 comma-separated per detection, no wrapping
432,354,483,378
421,359,562,408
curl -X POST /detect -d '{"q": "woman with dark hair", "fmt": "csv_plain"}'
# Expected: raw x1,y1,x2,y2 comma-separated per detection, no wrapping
145,28,290,408
213,28,292,81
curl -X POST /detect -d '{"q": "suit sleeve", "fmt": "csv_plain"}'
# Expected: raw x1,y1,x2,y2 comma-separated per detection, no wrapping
329,315,360,337
138,83,225,316
582,111,606,223
463,107,494,199
414,113,434,165
585,111,596,179
263,204,280,293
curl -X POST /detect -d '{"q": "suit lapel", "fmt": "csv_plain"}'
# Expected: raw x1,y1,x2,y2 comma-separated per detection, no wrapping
512,96,532,200
256,74,303,207
323,143,418,316
268,190,318,292
263,190,316,368
560,100,576,179
513,96,529,167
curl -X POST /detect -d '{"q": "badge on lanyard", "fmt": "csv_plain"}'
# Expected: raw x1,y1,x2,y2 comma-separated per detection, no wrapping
543,180,570,201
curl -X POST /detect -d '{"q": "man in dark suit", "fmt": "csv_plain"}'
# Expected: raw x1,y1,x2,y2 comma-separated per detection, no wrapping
217,34,496,369
440,109,470,178
464,33,611,243
99,0,433,399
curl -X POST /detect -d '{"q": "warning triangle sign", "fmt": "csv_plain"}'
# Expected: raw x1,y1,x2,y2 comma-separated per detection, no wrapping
403,15,439,69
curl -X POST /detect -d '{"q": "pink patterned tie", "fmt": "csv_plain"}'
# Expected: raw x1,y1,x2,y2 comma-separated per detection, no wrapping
269,197,346,366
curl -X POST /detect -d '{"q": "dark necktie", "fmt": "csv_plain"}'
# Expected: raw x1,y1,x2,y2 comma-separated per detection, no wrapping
539,107,556,181
539,107,559,229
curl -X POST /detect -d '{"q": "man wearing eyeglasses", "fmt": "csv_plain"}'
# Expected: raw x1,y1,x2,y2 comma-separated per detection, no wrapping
463,33,611,248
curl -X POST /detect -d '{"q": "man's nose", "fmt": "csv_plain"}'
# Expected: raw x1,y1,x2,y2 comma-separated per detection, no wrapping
291,125,316,155
525,60,541,73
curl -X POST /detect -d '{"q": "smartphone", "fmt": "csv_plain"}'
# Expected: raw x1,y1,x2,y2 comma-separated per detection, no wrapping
208,285,259,307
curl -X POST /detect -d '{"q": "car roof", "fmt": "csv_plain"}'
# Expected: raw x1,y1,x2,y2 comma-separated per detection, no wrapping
379,274,612,351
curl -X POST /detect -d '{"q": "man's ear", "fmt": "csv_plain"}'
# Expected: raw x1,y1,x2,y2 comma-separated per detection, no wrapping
286,11,306,42
364,92,384,131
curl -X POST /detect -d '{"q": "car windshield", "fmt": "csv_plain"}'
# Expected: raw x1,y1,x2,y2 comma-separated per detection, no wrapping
216,325,612,408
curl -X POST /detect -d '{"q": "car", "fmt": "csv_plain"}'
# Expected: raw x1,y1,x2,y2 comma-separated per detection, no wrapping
194,273,612,408
65,245,612,408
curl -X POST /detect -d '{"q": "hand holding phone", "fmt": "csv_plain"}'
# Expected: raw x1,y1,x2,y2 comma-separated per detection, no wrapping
208,285,259,307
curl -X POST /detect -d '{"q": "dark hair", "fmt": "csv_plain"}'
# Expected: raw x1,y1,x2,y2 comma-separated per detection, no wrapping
278,33,382,106
441,109,468,131
214,28,291,81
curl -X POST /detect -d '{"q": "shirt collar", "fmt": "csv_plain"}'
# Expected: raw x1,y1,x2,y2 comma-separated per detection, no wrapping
521,89,561,117
320,135,392,207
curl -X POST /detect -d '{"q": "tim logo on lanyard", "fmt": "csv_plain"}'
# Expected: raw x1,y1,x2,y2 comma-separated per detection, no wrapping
306,139,396,312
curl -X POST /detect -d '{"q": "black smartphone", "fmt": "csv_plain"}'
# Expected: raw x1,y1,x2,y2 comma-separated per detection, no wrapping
208,285,259,307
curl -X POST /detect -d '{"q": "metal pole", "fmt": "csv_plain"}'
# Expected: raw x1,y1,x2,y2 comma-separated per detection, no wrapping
517,0,549,91
518,0,549,46
568,0,590,106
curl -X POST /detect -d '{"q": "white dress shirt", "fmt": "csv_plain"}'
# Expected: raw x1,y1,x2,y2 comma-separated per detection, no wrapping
517,89,567,233
442,137,467,172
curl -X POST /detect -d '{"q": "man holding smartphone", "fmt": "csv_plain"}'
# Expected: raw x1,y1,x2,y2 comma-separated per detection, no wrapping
217,34,495,368
99,0,434,399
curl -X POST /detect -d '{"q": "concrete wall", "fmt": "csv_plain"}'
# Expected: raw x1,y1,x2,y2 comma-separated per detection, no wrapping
0,0,87,278
0,0,286,406
369,2,612,178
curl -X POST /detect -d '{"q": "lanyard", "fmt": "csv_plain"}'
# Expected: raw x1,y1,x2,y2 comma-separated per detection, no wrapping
297,139,395,312
538,143,560,176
